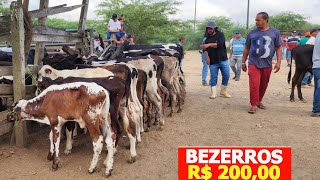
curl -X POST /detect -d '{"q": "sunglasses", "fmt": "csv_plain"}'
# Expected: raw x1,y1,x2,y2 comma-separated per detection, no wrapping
235,33,240,34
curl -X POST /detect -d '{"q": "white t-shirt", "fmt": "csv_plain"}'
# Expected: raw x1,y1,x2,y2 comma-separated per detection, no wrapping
108,19,121,32
306,36,316,45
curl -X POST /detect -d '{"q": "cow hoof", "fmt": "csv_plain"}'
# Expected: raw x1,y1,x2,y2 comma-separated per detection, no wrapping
104,169,112,178
128,156,136,163
145,127,150,132
156,125,163,131
177,109,182,113
290,99,295,102
168,113,173,117
51,164,59,171
300,99,307,103
47,153,54,161
64,149,71,155
153,121,159,125
88,168,95,174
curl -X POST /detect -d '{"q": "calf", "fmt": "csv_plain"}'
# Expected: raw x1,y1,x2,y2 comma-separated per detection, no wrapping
37,76,139,157
288,44,314,102
160,56,181,116
37,65,114,82
8,82,115,177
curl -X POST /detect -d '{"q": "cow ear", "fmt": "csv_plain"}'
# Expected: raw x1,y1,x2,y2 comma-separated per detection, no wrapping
45,68,52,75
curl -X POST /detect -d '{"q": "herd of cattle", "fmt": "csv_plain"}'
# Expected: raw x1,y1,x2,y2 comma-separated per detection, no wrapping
4,43,186,177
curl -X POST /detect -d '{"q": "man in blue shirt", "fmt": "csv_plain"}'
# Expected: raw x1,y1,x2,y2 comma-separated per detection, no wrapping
242,12,282,114
311,33,320,117
229,30,246,81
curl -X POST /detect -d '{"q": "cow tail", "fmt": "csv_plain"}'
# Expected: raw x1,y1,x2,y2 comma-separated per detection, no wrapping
287,49,293,84
124,69,133,107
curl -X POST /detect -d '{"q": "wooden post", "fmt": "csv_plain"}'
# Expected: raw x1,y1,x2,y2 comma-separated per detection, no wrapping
77,0,90,56
10,0,26,147
78,0,89,32
22,0,32,67
33,0,48,71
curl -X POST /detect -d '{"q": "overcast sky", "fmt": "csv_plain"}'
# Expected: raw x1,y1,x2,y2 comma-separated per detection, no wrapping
25,0,320,25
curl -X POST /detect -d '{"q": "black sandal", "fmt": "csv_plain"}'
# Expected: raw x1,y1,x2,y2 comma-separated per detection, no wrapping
248,107,257,114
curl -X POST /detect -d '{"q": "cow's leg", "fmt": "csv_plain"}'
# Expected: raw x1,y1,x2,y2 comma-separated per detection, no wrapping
64,121,75,155
127,131,137,163
110,102,122,149
117,106,137,162
47,130,54,161
290,72,299,102
51,124,62,171
297,71,307,102
86,121,104,174
144,99,153,131
104,127,115,177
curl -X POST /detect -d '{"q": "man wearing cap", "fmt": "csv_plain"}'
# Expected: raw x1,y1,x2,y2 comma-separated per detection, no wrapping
106,14,122,42
203,21,231,99
311,33,320,116
286,30,300,66
229,30,246,81
242,12,282,114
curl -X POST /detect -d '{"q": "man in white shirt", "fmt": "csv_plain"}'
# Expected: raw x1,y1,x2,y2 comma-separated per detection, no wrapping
106,14,123,42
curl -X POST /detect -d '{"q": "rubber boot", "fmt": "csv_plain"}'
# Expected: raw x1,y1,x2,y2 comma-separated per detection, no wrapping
220,85,232,98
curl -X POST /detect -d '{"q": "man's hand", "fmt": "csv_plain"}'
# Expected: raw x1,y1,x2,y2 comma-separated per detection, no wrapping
274,62,281,73
202,44,210,50
242,64,247,72
206,57,210,65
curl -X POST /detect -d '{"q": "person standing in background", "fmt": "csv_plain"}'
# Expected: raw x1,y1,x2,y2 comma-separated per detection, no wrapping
286,30,300,66
281,34,288,60
201,34,210,86
178,36,185,70
229,30,246,81
306,28,319,45
299,32,311,45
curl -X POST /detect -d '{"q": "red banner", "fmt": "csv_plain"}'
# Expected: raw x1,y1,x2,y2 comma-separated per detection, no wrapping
178,147,291,180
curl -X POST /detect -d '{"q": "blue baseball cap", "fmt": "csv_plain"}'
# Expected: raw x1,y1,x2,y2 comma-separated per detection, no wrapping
235,30,241,34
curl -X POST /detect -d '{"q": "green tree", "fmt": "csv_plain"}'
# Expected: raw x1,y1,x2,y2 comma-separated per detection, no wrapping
269,11,308,31
97,0,181,43
0,0,10,16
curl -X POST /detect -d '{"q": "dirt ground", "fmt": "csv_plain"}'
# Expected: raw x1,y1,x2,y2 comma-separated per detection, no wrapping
0,51,319,180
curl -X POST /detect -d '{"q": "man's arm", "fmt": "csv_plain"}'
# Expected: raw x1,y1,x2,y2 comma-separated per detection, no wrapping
204,51,210,65
229,47,233,60
241,46,250,72
274,46,282,73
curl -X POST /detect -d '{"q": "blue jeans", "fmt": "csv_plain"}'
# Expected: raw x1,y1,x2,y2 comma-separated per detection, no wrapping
302,72,313,85
313,68,320,113
201,53,209,83
282,47,287,60
106,32,125,41
209,60,230,87
286,50,292,61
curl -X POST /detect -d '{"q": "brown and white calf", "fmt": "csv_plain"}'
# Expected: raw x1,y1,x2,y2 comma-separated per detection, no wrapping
9,82,115,177
37,76,140,159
